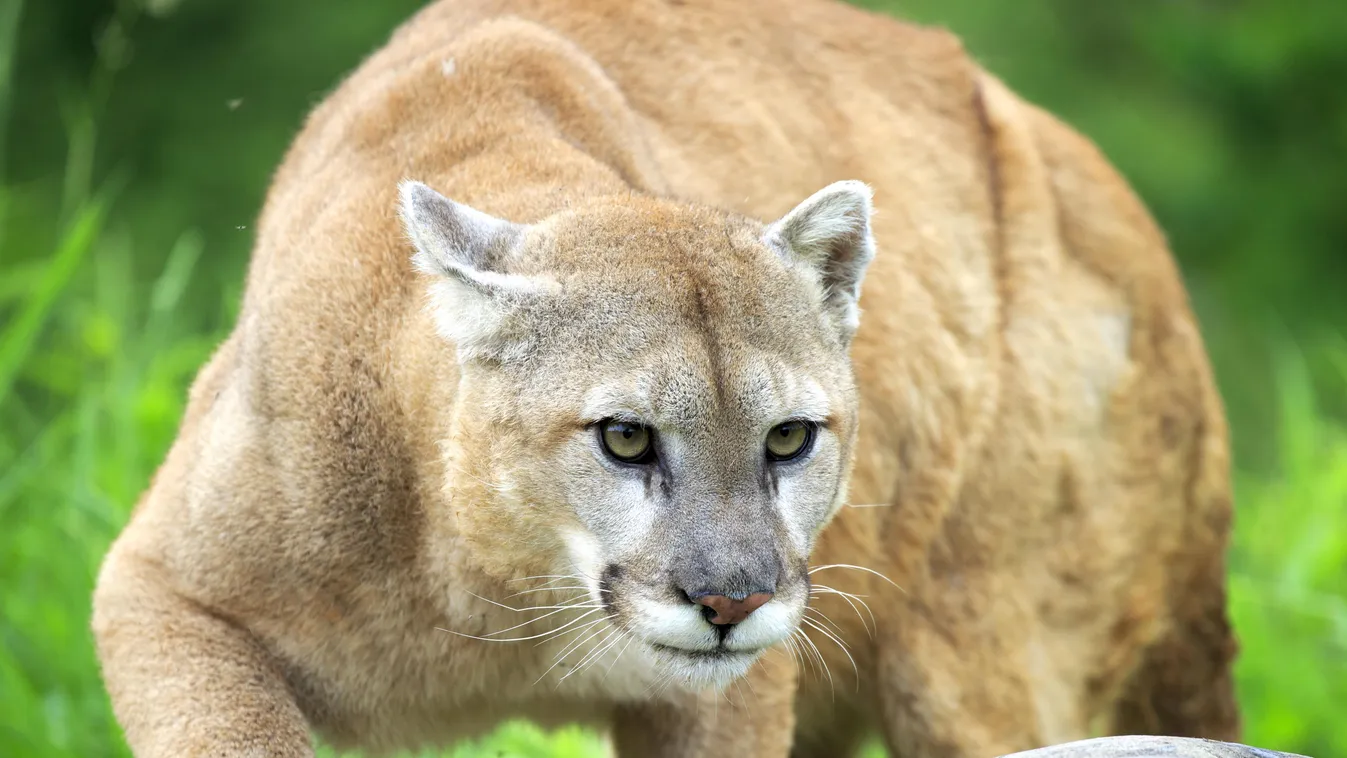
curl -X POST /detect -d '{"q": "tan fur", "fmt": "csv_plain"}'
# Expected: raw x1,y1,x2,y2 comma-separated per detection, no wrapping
91,1,1239,756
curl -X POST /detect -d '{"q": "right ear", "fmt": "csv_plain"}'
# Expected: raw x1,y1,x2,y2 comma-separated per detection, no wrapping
398,180,552,362
762,180,876,343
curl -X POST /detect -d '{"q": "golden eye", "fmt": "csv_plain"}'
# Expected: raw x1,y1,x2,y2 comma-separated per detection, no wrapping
600,420,654,463
765,420,814,461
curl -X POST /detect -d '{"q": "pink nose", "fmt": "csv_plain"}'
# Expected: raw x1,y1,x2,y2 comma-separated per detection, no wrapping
693,592,774,625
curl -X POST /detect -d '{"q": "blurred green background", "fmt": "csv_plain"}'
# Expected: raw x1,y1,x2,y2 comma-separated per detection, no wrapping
2,0,1344,756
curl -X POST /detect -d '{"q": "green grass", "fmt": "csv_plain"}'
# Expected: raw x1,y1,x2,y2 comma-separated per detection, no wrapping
314,723,611,758
1225,345,1347,757
1,1,1345,756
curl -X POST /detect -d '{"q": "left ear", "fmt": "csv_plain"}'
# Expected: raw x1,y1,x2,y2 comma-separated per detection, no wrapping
763,180,876,341
398,180,553,363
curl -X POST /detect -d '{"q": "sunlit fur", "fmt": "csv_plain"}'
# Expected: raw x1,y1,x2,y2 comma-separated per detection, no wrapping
91,1,1238,757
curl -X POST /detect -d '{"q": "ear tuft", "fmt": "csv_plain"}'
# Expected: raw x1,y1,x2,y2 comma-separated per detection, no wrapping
764,180,876,341
397,180,550,363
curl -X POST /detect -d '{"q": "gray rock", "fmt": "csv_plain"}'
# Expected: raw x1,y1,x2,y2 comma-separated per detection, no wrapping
1000,736,1309,758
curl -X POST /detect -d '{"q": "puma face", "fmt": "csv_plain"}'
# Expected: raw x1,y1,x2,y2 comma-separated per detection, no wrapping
400,180,874,689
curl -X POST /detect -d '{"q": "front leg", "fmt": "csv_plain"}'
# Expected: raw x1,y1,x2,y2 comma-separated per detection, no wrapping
92,548,313,757
612,647,798,757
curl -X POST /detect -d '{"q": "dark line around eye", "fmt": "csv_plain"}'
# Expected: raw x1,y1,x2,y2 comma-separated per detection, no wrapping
790,414,830,428
657,456,675,499
586,410,647,427
617,412,648,425
762,463,780,499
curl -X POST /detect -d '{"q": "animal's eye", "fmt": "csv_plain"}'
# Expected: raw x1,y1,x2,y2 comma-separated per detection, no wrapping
765,420,815,462
599,420,655,464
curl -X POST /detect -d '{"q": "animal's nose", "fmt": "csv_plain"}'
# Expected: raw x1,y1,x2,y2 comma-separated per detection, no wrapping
688,591,774,625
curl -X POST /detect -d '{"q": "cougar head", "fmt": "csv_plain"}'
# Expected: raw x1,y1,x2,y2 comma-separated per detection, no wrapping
400,180,874,689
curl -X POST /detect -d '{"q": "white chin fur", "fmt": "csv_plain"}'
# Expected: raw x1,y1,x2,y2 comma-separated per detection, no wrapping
648,645,764,691
623,595,803,691
723,598,798,651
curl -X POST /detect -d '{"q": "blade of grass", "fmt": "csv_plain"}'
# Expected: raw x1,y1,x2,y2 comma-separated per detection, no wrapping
0,200,105,408
148,229,204,318
0,0,24,238
0,414,71,517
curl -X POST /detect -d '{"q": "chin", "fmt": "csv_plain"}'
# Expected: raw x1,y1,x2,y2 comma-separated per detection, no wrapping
646,643,766,691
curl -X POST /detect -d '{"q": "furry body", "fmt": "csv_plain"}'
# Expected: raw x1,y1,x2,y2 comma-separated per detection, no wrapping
92,1,1240,756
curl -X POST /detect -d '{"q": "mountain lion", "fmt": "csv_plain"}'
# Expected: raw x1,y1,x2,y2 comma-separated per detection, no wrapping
91,0,1240,756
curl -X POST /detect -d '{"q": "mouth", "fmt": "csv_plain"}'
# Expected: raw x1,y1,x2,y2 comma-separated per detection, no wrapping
645,642,765,689
649,642,760,657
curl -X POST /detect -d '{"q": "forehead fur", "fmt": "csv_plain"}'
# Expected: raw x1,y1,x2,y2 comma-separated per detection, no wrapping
509,196,842,363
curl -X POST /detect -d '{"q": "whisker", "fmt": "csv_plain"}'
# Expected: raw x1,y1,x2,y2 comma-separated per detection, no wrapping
436,607,603,643
481,597,601,614
532,616,614,683
741,661,760,703
589,628,629,676
811,584,876,638
561,626,625,683
804,603,846,632
505,585,597,599
544,621,613,683
468,590,601,613
796,626,834,698
845,502,893,508
506,574,597,590
777,636,797,677
804,606,849,643
600,635,636,684
802,616,859,693
781,635,805,677
808,563,905,593
544,614,611,654
507,574,587,583
790,629,816,682
641,673,665,700
503,578,592,595
790,628,822,684
472,603,605,638
643,661,679,701
451,468,506,493
576,626,625,675
557,628,615,684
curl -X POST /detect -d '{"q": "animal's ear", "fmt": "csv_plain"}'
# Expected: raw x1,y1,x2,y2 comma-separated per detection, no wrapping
763,180,876,341
399,180,553,362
